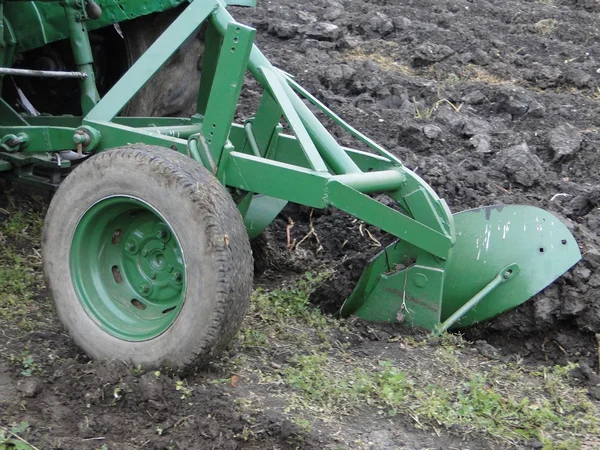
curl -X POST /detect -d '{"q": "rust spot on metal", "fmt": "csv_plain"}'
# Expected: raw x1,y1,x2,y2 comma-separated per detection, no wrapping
484,205,505,221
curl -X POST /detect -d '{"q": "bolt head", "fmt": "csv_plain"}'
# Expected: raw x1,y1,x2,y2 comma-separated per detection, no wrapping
139,284,150,294
156,230,167,239
172,272,182,283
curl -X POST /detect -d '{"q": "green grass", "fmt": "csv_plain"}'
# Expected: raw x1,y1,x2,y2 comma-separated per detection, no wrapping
0,200,45,330
231,276,600,449
236,271,336,354
0,421,33,450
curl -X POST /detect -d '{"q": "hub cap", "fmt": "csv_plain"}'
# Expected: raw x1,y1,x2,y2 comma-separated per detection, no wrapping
70,196,186,341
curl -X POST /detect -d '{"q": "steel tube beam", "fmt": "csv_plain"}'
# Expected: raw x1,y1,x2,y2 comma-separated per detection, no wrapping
0,67,87,79
330,171,405,194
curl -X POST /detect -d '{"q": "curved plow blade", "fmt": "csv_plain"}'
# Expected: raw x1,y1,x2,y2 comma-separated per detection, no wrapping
341,205,581,331
441,205,581,328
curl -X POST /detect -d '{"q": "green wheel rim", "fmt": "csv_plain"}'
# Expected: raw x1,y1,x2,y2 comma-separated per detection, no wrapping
70,196,186,341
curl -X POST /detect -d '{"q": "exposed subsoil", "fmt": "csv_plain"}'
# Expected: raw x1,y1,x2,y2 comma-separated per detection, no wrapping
1,0,600,448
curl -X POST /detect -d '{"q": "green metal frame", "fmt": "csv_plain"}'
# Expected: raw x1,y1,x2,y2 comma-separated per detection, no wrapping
0,0,582,331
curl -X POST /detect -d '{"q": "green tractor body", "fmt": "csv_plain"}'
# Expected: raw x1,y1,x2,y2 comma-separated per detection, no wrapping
0,0,581,368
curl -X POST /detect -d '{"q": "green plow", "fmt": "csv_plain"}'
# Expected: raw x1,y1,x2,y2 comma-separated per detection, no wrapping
342,205,581,333
0,0,581,367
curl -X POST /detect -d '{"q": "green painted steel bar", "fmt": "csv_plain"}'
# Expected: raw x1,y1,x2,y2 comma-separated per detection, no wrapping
224,152,453,258
62,0,100,115
23,116,195,129
326,181,453,259
0,98,29,126
248,92,283,155
85,120,189,153
278,75,362,174
0,126,76,152
197,22,221,117
211,5,361,175
188,139,204,165
201,21,255,167
330,171,405,194
259,67,328,172
228,125,394,172
85,0,219,122
244,122,262,157
224,152,330,208
137,124,202,139
4,0,189,52
284,74,401,165
436,264,520,334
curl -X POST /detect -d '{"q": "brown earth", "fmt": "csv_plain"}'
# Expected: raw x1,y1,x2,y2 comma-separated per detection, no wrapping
1,0,600,449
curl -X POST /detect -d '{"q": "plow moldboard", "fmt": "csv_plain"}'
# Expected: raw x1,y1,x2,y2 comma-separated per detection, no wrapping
441,205,582,327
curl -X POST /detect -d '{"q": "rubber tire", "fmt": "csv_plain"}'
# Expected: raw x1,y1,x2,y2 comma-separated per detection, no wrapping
42,145,253,370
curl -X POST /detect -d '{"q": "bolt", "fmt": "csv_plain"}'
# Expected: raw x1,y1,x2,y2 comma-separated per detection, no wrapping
172,272,182,283
124,241,137,253
141,249,149,257
156,230,167,239
139,284,150,294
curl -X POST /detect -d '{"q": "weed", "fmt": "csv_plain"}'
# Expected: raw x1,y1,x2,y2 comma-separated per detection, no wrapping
0,203,45,331
236,272,335,356
344,43,414,75
130,364,144,376
0,421,34,449
460,65,514,85
292,417,313,433
278,348,599,446
227,275,599,447
412,97,463,119
9,351,40,377
175,379,192,399
0,249,40,330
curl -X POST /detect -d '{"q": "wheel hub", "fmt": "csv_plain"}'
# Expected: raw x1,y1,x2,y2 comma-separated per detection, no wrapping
70,196,186,341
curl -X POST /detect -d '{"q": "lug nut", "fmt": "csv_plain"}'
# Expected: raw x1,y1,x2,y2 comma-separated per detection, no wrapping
172,272,182,283
156,230,167,239
124,241,137,253
139,284,150,294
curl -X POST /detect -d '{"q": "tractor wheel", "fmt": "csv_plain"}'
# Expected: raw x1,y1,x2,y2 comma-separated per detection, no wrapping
42,145,253,370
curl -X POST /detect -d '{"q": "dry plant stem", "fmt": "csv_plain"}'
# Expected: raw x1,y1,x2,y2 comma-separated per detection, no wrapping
295,209,322,252
286,217,296,250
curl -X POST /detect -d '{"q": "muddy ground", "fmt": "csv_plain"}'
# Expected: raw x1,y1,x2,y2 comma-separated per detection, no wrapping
1,0,600,448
